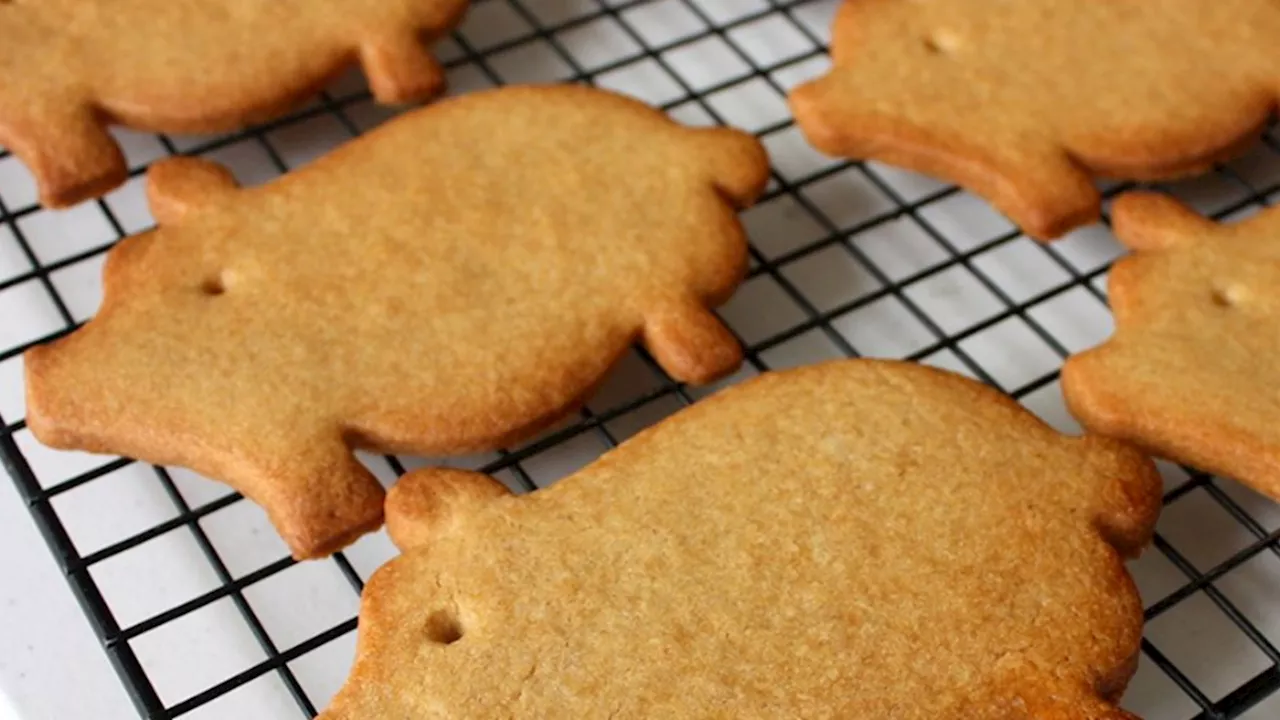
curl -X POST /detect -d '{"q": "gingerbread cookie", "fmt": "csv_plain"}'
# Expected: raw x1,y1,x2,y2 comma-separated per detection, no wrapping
321,360,1159,719
1063,193,1280,499
789,0,1280,240
0,0,469,208
24,84,769,559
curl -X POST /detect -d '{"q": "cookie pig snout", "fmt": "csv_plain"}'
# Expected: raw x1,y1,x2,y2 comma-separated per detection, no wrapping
23,328,137,452
23,342,83,450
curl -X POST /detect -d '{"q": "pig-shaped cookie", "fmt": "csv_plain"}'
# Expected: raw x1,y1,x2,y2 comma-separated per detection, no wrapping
0,0,468,208
320,359,1160,719
1064,193,1280,499
24,84,769,559
790,0,1280,240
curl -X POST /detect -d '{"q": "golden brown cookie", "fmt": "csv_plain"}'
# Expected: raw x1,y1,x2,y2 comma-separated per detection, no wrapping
321,359,1160,719
1063,192,1280,499
789,0,1280,240
0,0,469,208
23,84,769,559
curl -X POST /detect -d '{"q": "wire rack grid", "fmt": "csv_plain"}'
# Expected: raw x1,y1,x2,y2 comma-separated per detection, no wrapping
2,0,1280,718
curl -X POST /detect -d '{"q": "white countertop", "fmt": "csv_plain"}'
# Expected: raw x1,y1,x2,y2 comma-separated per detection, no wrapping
0,474,133,719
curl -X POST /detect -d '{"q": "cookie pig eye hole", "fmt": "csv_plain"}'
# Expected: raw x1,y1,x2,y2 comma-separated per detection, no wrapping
1211,284,1243,308
425,609,463,645
199,270,230,297
923,30,959,55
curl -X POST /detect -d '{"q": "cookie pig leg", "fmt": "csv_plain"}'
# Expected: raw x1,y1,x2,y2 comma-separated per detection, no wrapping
385,468,511,552
989,150,1101,242
360,35,445,104
0,104,126,208
1110,192,1215,252
1035,702,1138,720
252,439,386,559
984,679,1140,720
643,298,743,385
1046,697,1140,720
146,157,240,225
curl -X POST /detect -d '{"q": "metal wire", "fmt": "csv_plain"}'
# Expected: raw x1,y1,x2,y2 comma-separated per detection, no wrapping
2,0,1280,717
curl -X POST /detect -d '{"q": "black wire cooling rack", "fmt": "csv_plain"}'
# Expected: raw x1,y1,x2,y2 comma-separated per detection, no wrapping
3,0,1280,717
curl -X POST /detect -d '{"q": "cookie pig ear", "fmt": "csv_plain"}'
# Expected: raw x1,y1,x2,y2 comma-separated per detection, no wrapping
385,468,511,551
788,73,849,156
686,127,770,208
1110,192,1214,252
146,157,239,226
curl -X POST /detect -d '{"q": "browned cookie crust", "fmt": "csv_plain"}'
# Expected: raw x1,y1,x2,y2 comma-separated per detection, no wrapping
24,84,769,559
790,0,1280,240
1064,192,1280,499
0,0,469,208
322,360,1159,719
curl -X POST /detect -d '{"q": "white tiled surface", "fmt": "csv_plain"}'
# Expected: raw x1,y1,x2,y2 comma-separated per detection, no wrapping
2,0,1280,718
